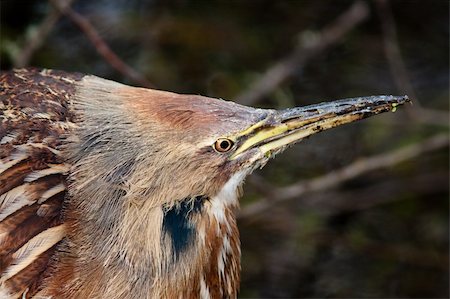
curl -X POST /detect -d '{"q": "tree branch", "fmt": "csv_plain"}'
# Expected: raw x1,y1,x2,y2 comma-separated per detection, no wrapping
14,0,75,68
239,133,449,219
375,0,449,127
292,170,448,213
235,1,369,106
49,0,154,88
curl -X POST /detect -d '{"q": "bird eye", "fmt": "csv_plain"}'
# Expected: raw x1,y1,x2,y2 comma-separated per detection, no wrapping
214,138,234,153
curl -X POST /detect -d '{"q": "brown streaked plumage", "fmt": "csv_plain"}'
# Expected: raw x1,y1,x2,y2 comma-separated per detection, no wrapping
0,68,409,298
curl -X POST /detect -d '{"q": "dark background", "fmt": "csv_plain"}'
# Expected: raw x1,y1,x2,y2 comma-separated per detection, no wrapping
1,0,448,298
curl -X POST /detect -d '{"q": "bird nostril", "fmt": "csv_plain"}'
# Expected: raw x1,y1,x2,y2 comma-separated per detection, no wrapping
214,138,234,153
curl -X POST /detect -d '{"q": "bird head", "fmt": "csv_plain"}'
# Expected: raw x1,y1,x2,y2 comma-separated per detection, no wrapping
109,84,408,207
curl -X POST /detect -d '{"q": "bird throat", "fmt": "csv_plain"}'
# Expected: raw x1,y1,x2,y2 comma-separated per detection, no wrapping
156,173,245,298
162,195,208,260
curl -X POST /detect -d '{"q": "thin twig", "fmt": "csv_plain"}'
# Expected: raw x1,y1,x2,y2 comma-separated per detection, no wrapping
292,170,448,212
375,0,449,126
235,1,369,106
14,0,75,68
49,0,154,88
239,133,449,219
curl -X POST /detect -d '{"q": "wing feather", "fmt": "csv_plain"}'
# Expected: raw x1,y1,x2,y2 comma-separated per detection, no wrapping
2,225,65,281
0,68,83,298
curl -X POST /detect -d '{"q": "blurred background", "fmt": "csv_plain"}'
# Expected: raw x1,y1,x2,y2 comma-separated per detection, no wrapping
1,0,448,298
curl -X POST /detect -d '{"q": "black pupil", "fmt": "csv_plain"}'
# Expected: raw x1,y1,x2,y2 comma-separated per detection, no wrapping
220,140,230,150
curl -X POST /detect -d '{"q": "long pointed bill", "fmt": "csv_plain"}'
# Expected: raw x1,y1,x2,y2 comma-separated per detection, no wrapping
231,95,410,160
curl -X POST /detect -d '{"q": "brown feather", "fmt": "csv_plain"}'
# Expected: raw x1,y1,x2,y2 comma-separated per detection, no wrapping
1,68,82,298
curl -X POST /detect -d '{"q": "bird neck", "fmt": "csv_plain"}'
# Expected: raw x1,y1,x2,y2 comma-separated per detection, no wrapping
47,174,244,298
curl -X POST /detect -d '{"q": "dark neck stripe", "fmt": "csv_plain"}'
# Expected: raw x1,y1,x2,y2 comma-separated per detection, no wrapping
162,195,208,259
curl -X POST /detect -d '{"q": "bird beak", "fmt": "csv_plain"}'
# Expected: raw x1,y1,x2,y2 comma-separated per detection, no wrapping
230,95,410,160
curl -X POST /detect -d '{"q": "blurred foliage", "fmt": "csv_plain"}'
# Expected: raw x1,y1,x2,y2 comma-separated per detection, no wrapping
1,0,448,298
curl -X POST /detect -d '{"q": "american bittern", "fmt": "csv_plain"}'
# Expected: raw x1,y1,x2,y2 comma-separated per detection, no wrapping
0,68,408,298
